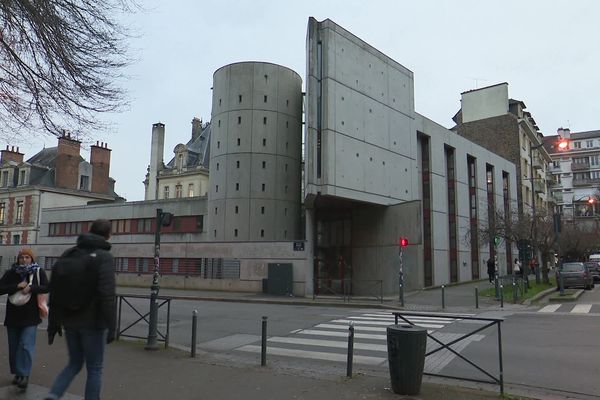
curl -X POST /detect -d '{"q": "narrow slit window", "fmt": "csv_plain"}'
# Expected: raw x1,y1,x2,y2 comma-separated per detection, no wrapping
263,116,267,125
262,161,266,169
262,138,266,146
235,183,239,191
238,116,241,124
236,160,240,168
261,183,265,192
261,206,265,214
264,95,267,103
238,95,242,103
260,229,265,238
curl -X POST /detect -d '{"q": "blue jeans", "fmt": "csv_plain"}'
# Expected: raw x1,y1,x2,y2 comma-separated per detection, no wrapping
6,325,37,376
47,328,107,400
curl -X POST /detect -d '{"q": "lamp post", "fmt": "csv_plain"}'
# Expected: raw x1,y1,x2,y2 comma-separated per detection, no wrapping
146,208,173,350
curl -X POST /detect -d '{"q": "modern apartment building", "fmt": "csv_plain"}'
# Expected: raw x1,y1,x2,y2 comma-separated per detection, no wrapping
544,128,600,224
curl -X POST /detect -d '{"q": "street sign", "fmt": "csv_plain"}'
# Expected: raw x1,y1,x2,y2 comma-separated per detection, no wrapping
293,241,305,251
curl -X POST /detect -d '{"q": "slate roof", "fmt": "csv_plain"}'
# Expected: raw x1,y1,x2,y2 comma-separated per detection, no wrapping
165,122,211,169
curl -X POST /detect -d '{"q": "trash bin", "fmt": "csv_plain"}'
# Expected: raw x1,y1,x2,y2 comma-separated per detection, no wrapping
387,324,427,395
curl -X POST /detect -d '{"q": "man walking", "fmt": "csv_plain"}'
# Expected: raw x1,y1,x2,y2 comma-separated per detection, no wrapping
45,219,115,400
487,257,496,283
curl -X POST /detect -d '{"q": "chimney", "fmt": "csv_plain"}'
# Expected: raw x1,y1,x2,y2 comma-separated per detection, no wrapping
55,133,81,189
0,145,24,164
191,118,203,142
90,141,112,194
146,123,165,200
563,128,571,139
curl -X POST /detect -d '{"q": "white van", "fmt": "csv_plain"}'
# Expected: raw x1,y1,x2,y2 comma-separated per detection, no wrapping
589,254,600,262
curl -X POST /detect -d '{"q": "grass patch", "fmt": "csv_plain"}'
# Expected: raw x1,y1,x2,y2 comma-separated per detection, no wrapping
479,276,556,303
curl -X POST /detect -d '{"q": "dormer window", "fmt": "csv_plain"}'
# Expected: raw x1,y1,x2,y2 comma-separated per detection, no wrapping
173,144,188,170
18,170,27,186
79,175,89,190
1,170,9,187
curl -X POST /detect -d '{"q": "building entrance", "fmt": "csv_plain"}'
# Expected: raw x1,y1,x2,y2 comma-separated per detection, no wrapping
314,213,352,296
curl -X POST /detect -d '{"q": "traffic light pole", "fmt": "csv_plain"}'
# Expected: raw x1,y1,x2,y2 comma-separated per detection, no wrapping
398,246,404,307
146,208,163,350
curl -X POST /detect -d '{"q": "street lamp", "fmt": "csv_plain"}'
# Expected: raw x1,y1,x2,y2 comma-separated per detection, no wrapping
145,208,173,350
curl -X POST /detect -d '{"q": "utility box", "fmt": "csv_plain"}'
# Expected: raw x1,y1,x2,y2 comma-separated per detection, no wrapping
267,263,293,295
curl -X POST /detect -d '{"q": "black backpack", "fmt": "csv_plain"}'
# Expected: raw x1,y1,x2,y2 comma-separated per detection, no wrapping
50,246,98,312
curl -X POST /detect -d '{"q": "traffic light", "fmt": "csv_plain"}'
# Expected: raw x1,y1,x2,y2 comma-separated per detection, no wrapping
399,237,408,247
588,197,595,204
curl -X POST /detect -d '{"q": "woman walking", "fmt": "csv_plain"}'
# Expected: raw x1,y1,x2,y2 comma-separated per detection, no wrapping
0,248,49,390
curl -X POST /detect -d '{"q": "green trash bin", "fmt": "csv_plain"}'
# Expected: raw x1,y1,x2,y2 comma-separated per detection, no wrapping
387,324,427,395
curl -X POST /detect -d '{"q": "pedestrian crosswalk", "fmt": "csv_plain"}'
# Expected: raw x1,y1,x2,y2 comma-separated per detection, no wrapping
236,310,484,373
538,303,599,314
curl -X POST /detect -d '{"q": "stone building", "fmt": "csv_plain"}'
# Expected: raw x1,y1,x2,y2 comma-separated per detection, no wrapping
0,133,121,245
144,118,211,201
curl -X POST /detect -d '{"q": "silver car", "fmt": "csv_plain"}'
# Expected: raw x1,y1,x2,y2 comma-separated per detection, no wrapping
556,262,595,290
584,261,600,282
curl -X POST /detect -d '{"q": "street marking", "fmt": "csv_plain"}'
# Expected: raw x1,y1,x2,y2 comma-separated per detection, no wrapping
237,345,386,365
329,319,444,329
539,304,562,313
571,304,592,314
362,313,459,322
268,336,387,352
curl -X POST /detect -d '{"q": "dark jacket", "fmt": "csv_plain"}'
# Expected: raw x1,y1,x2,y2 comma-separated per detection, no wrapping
49,232,116,339
0,265,49,327
487,259,495,275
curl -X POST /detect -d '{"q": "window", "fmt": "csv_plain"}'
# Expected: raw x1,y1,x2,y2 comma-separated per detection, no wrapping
1,171,8,187
285,163,288,172
286,121,289,128
15,201,23,224
177,154,184,170
219,99,222,106
587,140,593,147
163,186,170,199
235,206,239,214
49,223,59,236
79,175,89,190
234,229,238,237
262,138,266,146
19,170,26,185
264,95,267,103
137,218,153,233
574,141,581,149
284,185,288,193
263,116,267,124
217,141,220,149
236,160,240,168
261,206,265,214
237,116,241,124
218,120,221,127
238,95,242,103
237,138,241,146
215,207,218,215
284,208,287,216
215,185,218,193
262,161,266,169
175,184,182,198
216,163,219,171
196,215,204,232
13,234,20,245
0,202,5,224
260,229,265,238
261,183,265,192
188,184,194,197
235,183,239,191
286,99,289,107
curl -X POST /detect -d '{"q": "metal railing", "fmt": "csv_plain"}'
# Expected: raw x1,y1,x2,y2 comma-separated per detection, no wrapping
312,278,383,303
496,274,525,302
116,294,172,348
393,311,505,395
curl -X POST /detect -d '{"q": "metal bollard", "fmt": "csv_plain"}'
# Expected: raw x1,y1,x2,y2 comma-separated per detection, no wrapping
261,316,268,366
500,285,504,308
475,287,479,309
512,282,517,303
441,285,445,309
494,274,500,300
191,310,198,358
347,323,354,378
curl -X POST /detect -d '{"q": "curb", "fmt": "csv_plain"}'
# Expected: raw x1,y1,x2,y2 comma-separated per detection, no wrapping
522,287,557,306
548,289,584,302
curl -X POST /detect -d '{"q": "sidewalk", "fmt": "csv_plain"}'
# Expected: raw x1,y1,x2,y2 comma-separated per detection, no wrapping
1,328,522,400
117,278,527,313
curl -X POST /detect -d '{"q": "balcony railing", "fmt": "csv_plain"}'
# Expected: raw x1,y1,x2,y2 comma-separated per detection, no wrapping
533,180,545,193
571,162,590,171
532,154,544,170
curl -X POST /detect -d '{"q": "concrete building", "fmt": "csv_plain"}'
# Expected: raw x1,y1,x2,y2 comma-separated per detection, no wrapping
304,18,518,295
208,62,303,242
144,118,211,201
544,128,600,225
1,18,520,297
0,134,121,246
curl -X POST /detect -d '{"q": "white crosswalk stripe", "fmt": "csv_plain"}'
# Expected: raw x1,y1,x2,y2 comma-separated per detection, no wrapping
538,303,596,313
236,311,480,373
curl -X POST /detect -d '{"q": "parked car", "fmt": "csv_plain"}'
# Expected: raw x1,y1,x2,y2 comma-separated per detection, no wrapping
556,262,595,290
584,261,600,282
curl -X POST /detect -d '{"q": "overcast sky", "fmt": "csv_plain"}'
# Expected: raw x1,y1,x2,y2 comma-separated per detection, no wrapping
14,0,600,201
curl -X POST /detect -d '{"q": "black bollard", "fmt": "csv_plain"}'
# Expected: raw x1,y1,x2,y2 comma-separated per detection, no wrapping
441,285,445,309
500,285,504,308
191,309,198,358
261,316,268,366
475,287,479,309
347,323,354,378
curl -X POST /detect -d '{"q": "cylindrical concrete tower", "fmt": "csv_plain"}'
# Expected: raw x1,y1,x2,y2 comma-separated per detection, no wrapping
208,62,303,242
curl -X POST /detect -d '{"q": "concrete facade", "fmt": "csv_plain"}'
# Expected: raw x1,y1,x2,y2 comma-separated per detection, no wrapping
209,62,303,242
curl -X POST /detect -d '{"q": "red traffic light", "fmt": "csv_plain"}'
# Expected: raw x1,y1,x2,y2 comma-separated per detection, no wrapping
557,138,569,150
399,237,409,247
588,197,595,204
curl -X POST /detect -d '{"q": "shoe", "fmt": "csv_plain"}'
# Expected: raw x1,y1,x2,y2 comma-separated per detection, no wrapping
17,376,28,390
11,375,22,385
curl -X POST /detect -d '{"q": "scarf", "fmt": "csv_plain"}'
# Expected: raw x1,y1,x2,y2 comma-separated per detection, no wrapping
11,263,39,280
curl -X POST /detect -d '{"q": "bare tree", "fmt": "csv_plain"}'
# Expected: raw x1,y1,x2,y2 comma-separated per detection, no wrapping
0,0,134,140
